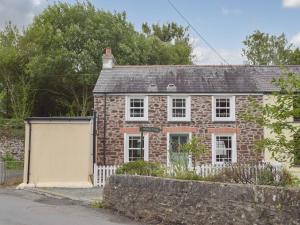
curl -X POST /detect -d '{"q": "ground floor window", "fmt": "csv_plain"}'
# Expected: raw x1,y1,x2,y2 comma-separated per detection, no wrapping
168,133,191,166
212,133,237,164
124,134,149,162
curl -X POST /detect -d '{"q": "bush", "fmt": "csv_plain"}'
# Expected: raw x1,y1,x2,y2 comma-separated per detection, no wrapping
256,167,297,187
170,163,298,187
1,153,23,170
1,152,14,162
116,161,165,177
0,118,24,138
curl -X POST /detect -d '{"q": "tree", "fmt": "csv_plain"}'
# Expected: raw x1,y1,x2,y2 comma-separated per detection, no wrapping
142,22,189,42
18,1,192,116
0,23,35,120
243,71,300,165
242,30,295,65
289,48,300,65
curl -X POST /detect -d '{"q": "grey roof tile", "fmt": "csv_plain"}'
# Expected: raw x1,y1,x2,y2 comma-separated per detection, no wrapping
93,65,300,93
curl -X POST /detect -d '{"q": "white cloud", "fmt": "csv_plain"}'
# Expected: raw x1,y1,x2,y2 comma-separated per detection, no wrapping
221,7,242,16
190,37,245,65
283,0,300,8
0,0,47,29
291,32,300,47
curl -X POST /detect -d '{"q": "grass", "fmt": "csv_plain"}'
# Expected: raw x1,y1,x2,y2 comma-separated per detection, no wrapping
91,200,106,208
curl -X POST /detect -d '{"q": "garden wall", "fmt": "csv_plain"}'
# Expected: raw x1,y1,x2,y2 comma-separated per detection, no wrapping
104,175,300,225
0,135,24,160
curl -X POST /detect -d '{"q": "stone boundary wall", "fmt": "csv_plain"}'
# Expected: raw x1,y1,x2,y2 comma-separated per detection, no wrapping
0,135,24,160
104,175,300,225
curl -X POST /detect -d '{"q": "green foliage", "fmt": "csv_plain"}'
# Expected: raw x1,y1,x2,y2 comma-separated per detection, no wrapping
0,118,24,138
116,161,165,177
169,162,297,187
1,152,14,162
180,136,207,170
1,153,23,170
242,30,300,65
91,200,106,208
242,71,300,165
142,22,189,42
0,23,34,120
0,2,192,118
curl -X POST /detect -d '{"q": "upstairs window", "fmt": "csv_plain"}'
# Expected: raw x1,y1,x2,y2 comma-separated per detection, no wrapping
125,96,148,121
168,96,191,122
212,96,235,121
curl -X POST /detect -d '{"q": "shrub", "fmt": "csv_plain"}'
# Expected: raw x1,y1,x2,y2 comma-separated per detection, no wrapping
1,153,23,170
1,152,14,162
116,161,165,177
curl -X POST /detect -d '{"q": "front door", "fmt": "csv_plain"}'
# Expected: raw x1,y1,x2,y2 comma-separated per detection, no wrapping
169,134,189,167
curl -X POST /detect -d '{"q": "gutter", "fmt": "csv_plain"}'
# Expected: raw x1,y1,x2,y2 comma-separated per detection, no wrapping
26,121,32,184
25,117,92,122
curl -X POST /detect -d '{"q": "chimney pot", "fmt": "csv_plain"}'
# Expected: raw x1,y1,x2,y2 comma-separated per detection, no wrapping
102,47,115,69
105,48,112,55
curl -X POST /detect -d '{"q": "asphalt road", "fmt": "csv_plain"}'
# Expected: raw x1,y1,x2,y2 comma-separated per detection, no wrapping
0,188,142,225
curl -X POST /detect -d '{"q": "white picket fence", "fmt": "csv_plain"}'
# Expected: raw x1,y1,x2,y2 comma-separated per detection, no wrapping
194,162,282,177
93,162,282,187
93,164,118,187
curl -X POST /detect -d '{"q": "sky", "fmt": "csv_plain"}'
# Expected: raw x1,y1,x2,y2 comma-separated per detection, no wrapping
0,0,300,65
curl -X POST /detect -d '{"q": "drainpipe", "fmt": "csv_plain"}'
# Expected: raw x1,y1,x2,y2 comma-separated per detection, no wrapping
92,110,97,167
103,93,107,165
27,121,32,184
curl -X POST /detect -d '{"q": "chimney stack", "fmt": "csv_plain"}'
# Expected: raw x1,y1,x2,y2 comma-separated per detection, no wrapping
102,48,115,69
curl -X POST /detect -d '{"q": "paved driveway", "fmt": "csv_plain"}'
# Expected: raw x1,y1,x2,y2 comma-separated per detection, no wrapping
0,188,142,225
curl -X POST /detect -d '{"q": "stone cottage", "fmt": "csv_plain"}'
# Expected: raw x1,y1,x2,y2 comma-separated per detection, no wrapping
93,48,300,166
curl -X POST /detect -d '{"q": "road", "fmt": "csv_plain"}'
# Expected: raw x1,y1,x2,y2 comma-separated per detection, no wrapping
0,188,142,225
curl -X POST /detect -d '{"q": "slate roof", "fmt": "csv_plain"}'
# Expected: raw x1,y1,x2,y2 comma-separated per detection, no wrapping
93,65,300,94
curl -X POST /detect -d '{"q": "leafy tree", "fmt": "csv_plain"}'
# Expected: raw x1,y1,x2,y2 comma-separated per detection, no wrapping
0,23,34,120
242,30,295,65
18,1,192,116
289,48,300,65
243,71,300,165
142,22,189,42
180,136,206,170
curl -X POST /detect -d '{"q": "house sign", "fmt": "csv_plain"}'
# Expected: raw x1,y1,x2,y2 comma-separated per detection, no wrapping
140,127,161,133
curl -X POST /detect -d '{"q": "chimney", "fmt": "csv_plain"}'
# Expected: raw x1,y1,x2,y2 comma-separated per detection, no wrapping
102,48,115,69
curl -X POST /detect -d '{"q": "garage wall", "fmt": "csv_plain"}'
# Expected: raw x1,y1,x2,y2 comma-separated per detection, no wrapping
22,118,93,188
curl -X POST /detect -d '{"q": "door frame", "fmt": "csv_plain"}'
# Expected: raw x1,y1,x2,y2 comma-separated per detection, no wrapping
166,132,192,167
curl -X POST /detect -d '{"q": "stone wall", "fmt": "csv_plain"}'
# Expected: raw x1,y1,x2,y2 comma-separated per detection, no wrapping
104,175,300,225
0,135,24,160
94,95,264,165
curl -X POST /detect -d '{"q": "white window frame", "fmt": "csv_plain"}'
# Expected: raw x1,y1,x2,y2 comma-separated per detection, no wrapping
167,96,191,122
166,132,192,167
125,96,148,121
124,133,149,163
212,96,236,122
211,133,237,164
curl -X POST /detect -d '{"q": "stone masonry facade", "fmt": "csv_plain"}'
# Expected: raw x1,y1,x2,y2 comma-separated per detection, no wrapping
94,95,264,165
